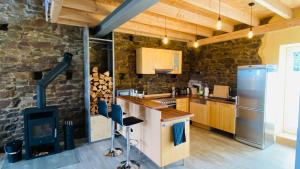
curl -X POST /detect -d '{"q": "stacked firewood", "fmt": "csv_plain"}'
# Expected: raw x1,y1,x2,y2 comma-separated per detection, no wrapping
90,67,113,115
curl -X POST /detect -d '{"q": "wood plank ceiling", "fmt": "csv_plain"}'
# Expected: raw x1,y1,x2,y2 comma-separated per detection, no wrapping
50,0,300,45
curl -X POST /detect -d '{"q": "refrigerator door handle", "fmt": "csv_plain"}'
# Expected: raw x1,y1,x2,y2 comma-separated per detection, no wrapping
237,106,264,112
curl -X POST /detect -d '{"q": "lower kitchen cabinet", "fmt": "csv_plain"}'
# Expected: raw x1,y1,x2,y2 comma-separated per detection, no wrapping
190,102,208,125
176,98,189,112
219,103,236,134
208,101,220,129
208,101,236,134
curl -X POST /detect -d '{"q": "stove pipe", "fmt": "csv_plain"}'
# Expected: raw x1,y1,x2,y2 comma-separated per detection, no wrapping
36,52,73,109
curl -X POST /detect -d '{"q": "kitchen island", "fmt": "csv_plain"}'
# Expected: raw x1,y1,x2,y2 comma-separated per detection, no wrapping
116,96,193,168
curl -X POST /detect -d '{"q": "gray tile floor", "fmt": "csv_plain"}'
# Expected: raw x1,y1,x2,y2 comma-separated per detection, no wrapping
0,126,295,169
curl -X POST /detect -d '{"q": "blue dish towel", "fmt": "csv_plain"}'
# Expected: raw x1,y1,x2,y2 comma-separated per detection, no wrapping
172,122,186,146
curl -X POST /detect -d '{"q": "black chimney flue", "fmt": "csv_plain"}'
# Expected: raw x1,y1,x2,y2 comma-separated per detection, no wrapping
36,52,73,109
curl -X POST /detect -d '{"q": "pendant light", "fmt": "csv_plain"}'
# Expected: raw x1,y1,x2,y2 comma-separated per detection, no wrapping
162,16,168,44
248,2,255,39
193,25,199,48
216,0,222,30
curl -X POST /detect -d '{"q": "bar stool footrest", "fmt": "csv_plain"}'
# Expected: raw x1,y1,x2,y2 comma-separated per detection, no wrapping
117,160,140,169
105,148,123,157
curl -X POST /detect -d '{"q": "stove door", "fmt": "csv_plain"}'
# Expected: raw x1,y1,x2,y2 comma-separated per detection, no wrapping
28,117,56,146
167,104,176,108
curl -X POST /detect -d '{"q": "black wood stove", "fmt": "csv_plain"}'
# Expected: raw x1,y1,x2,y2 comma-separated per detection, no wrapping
23,53,72,159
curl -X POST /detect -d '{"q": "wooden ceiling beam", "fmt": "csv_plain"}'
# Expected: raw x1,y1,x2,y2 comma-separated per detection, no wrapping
50,0,64,23
254,0,293,19
63,0,99,13
181,0,260,26
133,12,213,37
119,21,196,42
62,0,213,37
96,3,213,37
59,7,101,26
148,2,234,32
194,17,300,46
56,18,89,27
115,28,190,42
58,7,195,42
92,0,159,37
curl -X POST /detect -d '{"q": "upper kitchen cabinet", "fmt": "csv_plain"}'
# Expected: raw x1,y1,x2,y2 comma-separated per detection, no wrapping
136,47,182,74
136,48,156,74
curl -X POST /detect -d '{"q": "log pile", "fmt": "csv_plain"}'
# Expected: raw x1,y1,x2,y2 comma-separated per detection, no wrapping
90,67,113,115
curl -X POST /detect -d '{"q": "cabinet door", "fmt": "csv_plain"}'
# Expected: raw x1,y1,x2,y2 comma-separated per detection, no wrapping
170,51,182,74
156,49,173,70
220,103,236,134
176,98,189,112
190,102,208,125
136,48,156,74
208,101,220,129
189,102,199,122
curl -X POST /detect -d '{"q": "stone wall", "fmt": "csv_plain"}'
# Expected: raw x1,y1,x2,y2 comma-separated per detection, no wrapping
0,0,85,147
190,36,263,92
114,32,192,94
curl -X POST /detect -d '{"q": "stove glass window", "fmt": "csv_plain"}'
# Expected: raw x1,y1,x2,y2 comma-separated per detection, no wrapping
32,124,53,139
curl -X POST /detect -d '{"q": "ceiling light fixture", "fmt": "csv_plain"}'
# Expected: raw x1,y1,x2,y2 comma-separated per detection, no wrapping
194,25,199,48
248,2,255,39
162,16,168,44
216,0,222,30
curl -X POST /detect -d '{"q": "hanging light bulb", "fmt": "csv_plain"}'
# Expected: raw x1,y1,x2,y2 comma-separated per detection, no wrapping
193,41,199,48
247,2,255,39
248,27,253,39
216,0,222,30
216,17,222,30
162,16,168,45
194,25,199,48
162,35,169,44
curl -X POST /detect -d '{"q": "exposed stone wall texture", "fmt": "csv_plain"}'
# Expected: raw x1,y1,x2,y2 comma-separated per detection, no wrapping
114,32,192,94
190,36,263,91
0,0,85,147
90,43,111,73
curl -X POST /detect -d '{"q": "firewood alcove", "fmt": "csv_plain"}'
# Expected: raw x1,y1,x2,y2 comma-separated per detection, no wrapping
85,33,114,142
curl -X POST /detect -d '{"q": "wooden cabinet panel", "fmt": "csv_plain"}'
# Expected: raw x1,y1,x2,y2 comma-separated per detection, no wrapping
136,48,156,74
219,103,236,134
156,49,174,70
136,48,182,74
169,51,182,74
208,101,236,134
161,119,190,167
189,102,208,125
208,101,220,129
90,115,111,142
176,98,189,112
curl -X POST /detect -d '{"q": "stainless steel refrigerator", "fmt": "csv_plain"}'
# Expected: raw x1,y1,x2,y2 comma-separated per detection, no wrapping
236,65,278,149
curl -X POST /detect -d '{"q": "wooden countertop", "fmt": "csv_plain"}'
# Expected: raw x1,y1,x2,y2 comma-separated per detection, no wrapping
117,96,193,122
117,96,168,109
144,93,236,105
159,108,193,122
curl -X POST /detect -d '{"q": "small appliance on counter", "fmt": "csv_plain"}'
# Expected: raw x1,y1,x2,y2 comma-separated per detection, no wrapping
204,86,209,97
179,88,188,95
116,89,135,96
171,87,176,98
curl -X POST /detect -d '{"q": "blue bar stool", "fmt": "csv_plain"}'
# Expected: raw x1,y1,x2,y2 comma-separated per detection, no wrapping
111,104,143,169
98,100,123,157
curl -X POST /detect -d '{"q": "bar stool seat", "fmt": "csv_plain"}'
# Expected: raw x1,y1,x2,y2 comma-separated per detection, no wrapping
123,117,143,126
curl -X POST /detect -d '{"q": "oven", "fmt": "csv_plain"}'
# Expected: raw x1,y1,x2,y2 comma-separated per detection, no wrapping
155,98,177,108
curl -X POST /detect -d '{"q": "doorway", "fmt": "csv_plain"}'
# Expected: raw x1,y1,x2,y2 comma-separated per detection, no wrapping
279,43,300,135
